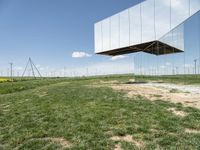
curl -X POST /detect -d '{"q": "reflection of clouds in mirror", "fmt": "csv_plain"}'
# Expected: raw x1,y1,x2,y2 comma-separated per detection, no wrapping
141,0,155,42
166,62,171,66
95,23,102,53
102,19,110,51
110,14,119,50
160,65,166,69
129,4,141,45
160,24,184,50
119,10,129,47
184,64,193,68
191,0,200,14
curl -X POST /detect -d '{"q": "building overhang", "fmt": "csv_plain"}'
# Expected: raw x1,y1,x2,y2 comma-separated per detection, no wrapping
96,41,184,56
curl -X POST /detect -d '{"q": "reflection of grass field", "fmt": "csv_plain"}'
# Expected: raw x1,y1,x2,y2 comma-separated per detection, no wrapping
135,75,200,85
0,75,200,149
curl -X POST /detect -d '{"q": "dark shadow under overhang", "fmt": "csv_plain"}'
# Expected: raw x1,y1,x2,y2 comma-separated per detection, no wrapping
96,41,184,56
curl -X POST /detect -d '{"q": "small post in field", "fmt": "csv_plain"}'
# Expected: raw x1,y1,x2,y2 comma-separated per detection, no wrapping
9,62,13,82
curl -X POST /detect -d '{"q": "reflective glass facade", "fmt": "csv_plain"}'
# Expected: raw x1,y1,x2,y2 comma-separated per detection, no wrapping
95,0,200,55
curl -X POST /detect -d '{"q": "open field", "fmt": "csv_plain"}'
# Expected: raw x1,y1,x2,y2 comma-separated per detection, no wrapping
1,75,200,149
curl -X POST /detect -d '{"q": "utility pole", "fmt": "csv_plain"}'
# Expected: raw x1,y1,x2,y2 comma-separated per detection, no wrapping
64,67,66,77
9,62,13,81
194,59,198,75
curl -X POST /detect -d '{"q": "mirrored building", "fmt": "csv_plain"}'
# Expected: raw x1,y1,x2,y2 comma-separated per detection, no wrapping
94,0,200,56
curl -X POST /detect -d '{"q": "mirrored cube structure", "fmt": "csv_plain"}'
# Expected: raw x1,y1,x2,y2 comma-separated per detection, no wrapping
94,0,200,56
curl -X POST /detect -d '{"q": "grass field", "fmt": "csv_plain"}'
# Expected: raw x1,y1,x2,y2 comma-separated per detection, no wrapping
1,75,200,149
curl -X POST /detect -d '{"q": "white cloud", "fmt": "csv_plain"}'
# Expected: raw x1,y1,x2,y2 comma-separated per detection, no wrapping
36,64,41,68
166,62,171,66
160,65,166,69
72,52,92,58
184,64,193,68
111,55,128,61
15,67,23,70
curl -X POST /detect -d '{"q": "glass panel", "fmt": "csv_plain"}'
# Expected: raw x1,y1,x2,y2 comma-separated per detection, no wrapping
171,0,189,29
129,4,141,45
110,14,120,49
142,0,155,43
94,22,102,53
190,0,200,15
102,18,110,51
155,0,170,39
119,10,129,47
184,11,200,74
160,23,184,51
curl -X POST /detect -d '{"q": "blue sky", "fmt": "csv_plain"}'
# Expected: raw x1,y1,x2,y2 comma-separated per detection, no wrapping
0,0,142,76
0,0,200,76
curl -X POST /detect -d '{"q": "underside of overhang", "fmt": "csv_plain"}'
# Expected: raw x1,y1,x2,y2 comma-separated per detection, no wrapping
96,41,184,56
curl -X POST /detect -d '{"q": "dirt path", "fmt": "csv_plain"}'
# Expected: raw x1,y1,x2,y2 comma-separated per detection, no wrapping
100,81,200,109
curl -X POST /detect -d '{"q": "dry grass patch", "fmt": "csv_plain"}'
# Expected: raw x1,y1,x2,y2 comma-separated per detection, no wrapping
38,91,48,98
46,137,71,148
114,143,123,150
111,135,144,148
167,108,188,117
185,129,200,134
19,137,72,149
105,130,114,136
109,82,200,109
1,104,10,108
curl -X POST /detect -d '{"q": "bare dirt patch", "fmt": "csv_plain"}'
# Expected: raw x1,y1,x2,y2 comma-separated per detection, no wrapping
167,108,188,117
46,137,71,148
185,128,200,134
111,135,144,148
114,143,123,150
97,80,200,109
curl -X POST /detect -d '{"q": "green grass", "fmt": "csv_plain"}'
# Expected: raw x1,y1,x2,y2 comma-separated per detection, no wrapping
0,78,68,94
1,75,200,149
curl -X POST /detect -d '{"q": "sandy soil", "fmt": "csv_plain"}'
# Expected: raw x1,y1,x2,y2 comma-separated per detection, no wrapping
185,128,200,134
167,108,188,117
98,80,200,109
114,143,122,150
